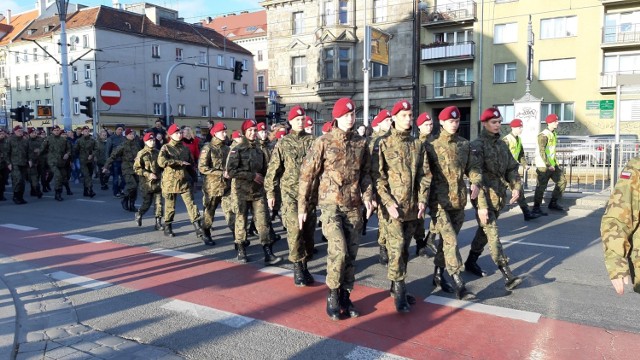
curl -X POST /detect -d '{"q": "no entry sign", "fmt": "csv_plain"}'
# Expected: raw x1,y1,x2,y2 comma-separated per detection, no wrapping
100,82,121,106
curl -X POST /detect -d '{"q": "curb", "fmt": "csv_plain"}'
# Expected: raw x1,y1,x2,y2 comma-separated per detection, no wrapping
0,273,17,360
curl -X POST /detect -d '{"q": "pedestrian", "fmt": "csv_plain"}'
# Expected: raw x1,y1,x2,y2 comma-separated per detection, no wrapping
466,108,524,291
103,129,141,211
181,126,200,187
75,126,98,198
533,114,568,215
151,119,167,150
265,105,316,287
39,125,72,201
134,132,164,231
7,125,29,204
298,97,374,321
158,123,206,240
374,100,431,312
26,127,44,199
106,125,125,197
600,157,640,295
0,128,8,201
415,113,438,257
369,109,393,265
95,130,109,190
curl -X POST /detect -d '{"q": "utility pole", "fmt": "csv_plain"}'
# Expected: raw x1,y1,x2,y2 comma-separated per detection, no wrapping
363,2,370,127
56,0,72,131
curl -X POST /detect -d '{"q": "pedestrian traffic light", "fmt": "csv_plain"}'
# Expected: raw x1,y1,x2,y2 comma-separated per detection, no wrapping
79,97,94,118
10,107,23,121
233,60,243,81
22,106,34,122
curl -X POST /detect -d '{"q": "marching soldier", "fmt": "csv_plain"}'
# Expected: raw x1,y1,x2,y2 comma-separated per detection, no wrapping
321,122,332,135
26,127,44,198
7,125,29,204
134,132,164,231
533,114,568,215
0,128,8,201
75,126,98,198
40,125,72,201
369,109,393,265
95,130,109,190
503,119,539,220
104,129,140,211
304,116,314,135
38,129,52,193
415,113,438,257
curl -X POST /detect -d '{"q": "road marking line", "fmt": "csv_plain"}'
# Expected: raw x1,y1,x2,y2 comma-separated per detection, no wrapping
48,271,112,290
161,299,254,328
346,346,408,360
502,240,570,249
76,199,105,203
258,266,326,283
148,248,203,259
64,234,111,243
425,295,541,323
0,224,38,231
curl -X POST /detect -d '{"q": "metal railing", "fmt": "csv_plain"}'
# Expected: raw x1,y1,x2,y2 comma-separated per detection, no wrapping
421,1,477,25
420,81,474,101
603,23,640,45
421,41,475,62
600,71,640,89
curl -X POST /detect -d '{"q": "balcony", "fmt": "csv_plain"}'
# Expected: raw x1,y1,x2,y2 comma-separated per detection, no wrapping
421,41,475,64
421,1,477,28
602,24,640,48
420,82,474,102
600,71,640,92
602,0,640,5
317,79,356,95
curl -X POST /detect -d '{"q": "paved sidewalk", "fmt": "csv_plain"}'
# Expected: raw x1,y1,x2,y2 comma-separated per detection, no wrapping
0,255,183,360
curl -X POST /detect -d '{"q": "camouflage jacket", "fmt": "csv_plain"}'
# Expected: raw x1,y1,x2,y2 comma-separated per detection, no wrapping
368,131,389,196
265,130,314,203
419,132,437,144
375,128,431,221
226,137,267,201
105,139,141,175
95,138,107,165
601,157,640,292
7,135,29,166
470,129,522,211
427,130,481,211
258,138,274,163
27,137,43,164
134,146,162,193
158,139,193,194
75,135,98,164
298,127,373,213
40,134,71,168
0,138,7,168
198,137,230,198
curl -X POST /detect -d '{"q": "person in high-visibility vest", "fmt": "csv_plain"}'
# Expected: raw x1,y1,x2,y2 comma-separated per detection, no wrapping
533,114,568,215
503,119,540,221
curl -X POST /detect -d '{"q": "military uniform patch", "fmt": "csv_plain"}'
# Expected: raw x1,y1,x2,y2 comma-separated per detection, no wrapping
621,171,632,179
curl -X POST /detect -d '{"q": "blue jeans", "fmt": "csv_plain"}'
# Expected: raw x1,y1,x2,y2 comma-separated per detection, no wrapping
111,161,123,196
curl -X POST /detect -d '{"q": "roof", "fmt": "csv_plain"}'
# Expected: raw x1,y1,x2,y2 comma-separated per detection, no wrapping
201,11,267,40
0,9,39,46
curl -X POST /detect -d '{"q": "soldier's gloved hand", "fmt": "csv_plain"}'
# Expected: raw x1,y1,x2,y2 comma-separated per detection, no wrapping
386,203,400,219
611,275,631,295
371,200,378,209
509,190,520,205
7,164,11,171
298,213,307,230
101,167,109,174
478,208,489,225
365,200,374,219
253,173,264,185
63,153,69,160
28,161,33,168
470,184,480,200
149,173,157,180
267,198,275,210
417,202,426,219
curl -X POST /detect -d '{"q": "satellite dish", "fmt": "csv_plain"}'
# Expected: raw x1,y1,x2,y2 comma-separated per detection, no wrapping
69,35,79,44
217,111,223,117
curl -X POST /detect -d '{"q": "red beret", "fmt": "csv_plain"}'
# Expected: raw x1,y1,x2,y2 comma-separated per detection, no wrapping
13,125,23,132
167,124,180,135
480,108,501,122
288,105,305,121
416,113,432,127
305,116,313,127
322,122,333,133
391,100,411,116
439,106,460,121
372,110,391,128
275,128,287,139
143,132,154,142
332,97,355,119
231,130,241,139
210,122,227,135
510,119,523,128
27,127,36,134
124,128,134,136
545,114,559,124
257,122,267,131
241,119,257,134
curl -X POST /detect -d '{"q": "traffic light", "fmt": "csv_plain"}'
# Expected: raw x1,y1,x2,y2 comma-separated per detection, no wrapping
80,97,95,118
22,106,34,122
10,107,23,122
275,103,287,121
233,60,243,81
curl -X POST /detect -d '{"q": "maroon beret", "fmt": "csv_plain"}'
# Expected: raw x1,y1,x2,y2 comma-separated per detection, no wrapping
391,100,411,116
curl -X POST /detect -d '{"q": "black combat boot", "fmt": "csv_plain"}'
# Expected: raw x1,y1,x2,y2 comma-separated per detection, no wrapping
237,243,248,263
339,287,360,318
415,238,427,257
64,183,73,195
269,224,281,242
121,195,130,211
293,262,306,287
424,232,438,257
326,289,340,321
451,273,475,300
164,223,175,237
263,244,282,265
301,261,314,285
88,186,96,198
83,187,89,197
464,250,487,277
54,189,63,201
389,281,417,305
35,185,43,199
432,266,455,293
202,228,215,246
193,221,208,243
498,265,523,291
14,192,27,205
30,186,37,197
247,220,257,237
391,281,410,313
135,212,142,226
521,206,540,221
531,204,548,216
362,215,368,236
41,180,49,193
379,245,389,265
128,195,137,212
154,217,164,231
548,199,568,212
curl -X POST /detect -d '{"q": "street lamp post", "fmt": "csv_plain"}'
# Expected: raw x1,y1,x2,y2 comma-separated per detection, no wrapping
56,0,72,131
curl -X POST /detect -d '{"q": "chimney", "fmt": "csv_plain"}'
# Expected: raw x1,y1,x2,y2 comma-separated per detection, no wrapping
112,0,122,10
38,0,46,17
6,9,11,25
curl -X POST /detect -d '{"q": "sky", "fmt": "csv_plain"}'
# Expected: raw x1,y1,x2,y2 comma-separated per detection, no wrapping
5,0,263,22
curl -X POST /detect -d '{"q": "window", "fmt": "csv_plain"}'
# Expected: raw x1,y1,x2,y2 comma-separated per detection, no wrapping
494,104,515,124
152,44,160,58
23,50,28,62
242,83,249,95
178,104,186,116
73,97,80,114
604,12,640,43
373,0,387,23
176,76,184,88
539,58,576,80
339,0,349,25
620,100,640,121
324,1,336,26
232,107,238,118
494,62,516,83
219,106,225,117
324,48,334,79
34,74,40,88
372,62,388,78
244,108,250,118
153,73,161,87
83,34,89,48
153,103,162,115
604,53,640,75
293,12,303,35
541,103,574,122
70,39,77,51
257,50,263,62
292,56,307,84
33,48,38,61
217,80,224,92
199,51,207,64
15,52,19,64
25,75,30,90
494,23,518,44
43,46,49,60
541,16,577,39
0,66,5,79
433,68,473,97
339,48,350,79
16,76,21,90
435,30,473,44
243,59,248,70
84,64,91,79
200,78,208,91
230,82,236,94
72,66,78,82
44,73,50,87
257,75,265,92
201,106,209,117
45,98,51,105
217,54,224,67
324,48,351,80
176,48,183,61
229,56,235,69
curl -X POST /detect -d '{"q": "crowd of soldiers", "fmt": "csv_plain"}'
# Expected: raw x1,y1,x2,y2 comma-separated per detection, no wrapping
0,97,573,319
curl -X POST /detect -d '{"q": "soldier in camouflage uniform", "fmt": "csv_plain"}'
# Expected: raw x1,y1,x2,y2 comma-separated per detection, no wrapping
427,106,481,300
374,100,431,313
95,130,109,190
256,121,281,243
533,113,568,215
226,119,281,265
104,129,140,211
26,127,44,199
265,106,316,287
0,128,8,201
134,132,164,231
503,119,540,221
466,108,523,291
369,109,392,266
199,122,234,246
298,97,374,321
158,123,205,240
40,125,72,201
75,126,98,198
415,113,439,258
38,130,52,193
601,157,640,295
7,125,29,204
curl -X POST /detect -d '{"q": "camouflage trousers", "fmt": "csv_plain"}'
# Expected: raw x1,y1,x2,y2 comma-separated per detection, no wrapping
221,194,237,240
139,190,163,218
28,163,40,191
80,161,94,188
433,207,465,275
122,173,138,198
202,193,235,235
235,197,270,245
10,165,28,194
516,184,529,209
282,198,316,263
376,207,389,246
319,205,363,291
413,217,426,244
386,218,419,281
534,167,567,206
163,191,201,224
470,209,509,266
48,163,64,191
0,166,8,196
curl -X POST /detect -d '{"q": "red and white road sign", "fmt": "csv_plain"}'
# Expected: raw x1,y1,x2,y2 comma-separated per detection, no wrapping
100,82,121,106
